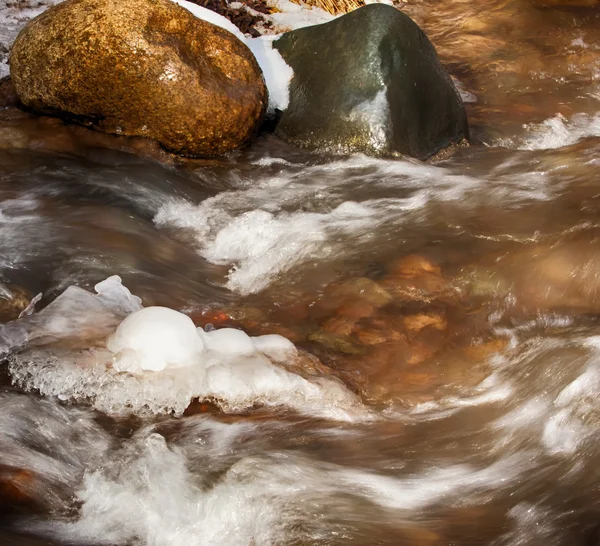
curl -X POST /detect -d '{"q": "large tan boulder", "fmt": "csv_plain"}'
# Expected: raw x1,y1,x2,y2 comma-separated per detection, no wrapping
9,0,268,157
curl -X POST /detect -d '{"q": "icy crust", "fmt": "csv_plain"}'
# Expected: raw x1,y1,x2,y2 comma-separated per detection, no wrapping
9,346,361,418
6,277,365,420
0,276,142,359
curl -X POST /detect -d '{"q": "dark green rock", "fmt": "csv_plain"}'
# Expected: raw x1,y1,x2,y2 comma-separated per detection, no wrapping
273,4,469,160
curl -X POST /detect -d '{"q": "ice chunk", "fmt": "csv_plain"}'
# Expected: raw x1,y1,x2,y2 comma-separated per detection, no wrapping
107,307,204,373
252,334,297,361
94,276,143,316
18,292,43,318
198,327,256,356
6,277,369,420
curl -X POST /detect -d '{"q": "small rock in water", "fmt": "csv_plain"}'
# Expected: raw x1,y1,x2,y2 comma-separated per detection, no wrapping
0,285,34,323
273,4,468,159
402,313,447,334
327,277,393,308
388,255,442,278
380,254,449,302
0,467,36,505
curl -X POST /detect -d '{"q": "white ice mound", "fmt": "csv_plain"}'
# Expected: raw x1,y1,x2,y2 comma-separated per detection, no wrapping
108,307,204,373
6,277,367,421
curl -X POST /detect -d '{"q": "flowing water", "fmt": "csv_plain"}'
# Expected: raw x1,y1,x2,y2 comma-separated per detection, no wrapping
1,0,600,544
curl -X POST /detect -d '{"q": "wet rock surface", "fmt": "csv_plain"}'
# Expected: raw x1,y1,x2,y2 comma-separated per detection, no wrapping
0,285,33,323
0,77,18,109
9,0,268,157
273,4,469,159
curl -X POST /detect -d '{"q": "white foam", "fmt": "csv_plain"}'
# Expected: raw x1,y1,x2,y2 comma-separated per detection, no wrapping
337,453,531,511
37,428,531,546
41,432,294,546
0,392,110,506
156,198,374,294
155,155,554,295
499,113,600,151
490,324,600,458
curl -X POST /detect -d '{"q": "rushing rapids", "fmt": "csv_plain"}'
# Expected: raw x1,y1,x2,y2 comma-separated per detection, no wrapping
0,0,600,545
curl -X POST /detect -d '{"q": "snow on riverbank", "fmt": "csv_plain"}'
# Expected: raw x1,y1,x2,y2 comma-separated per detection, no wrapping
0,0,64,78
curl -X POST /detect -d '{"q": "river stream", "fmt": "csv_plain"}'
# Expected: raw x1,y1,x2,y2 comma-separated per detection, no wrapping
0,0,600,544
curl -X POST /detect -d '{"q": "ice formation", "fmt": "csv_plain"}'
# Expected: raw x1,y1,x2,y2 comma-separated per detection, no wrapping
5,277,366,420
108,307,205,373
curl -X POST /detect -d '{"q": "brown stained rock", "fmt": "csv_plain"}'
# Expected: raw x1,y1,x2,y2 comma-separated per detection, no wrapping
0,285,33,323
322,315,356,337
501,239,600,313
192,307,267,327
406,339,440,366
326,277,393,308
10,0,268,157
388,254,442,277
0,468,36,504
277,348,339,381
250,323,303,343
183,399,222,416
355,328,393,345
402,312,447,334
382,255,449,303
399,528,441,546
307,330,364,355
463,338,508,362
0,77,19,109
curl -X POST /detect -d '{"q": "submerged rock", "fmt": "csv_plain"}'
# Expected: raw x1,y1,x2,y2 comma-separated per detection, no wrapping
273,4,468,160
0,285,33,323
9,0,268,157
0,77,19,109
